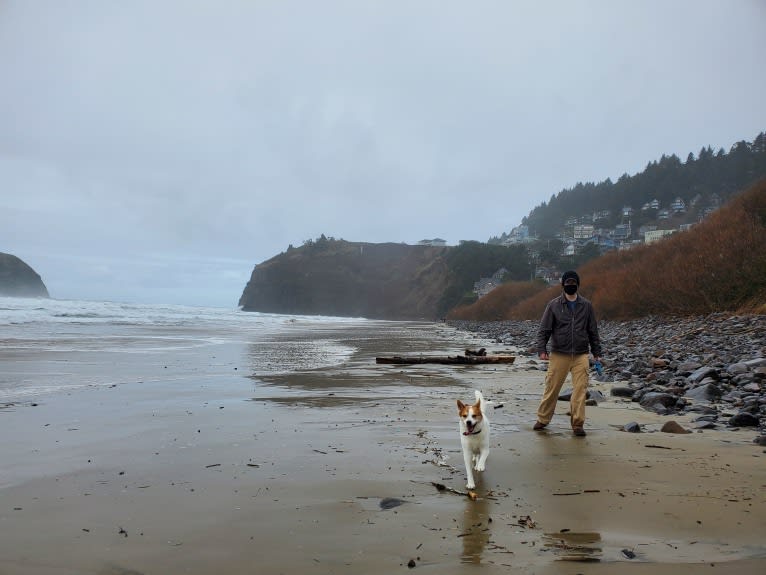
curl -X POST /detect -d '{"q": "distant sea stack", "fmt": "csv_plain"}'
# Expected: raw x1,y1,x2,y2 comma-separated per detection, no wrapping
0,253,50,298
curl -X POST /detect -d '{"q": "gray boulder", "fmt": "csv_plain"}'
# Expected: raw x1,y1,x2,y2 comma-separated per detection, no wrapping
728,412,760,427
684,382,723,402
639,392,679,413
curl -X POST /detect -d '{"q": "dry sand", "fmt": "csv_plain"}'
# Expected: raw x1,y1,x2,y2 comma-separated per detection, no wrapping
1,328,764,575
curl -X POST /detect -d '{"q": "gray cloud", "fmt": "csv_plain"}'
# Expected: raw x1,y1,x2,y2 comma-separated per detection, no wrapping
2,0,765,306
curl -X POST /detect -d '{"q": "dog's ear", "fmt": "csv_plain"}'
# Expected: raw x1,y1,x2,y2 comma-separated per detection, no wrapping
457,399,465,411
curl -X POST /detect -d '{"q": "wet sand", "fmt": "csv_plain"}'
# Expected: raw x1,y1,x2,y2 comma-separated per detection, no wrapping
1,325,764,574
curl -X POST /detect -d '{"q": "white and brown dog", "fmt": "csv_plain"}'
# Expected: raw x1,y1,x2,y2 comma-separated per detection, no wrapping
456,390,490,489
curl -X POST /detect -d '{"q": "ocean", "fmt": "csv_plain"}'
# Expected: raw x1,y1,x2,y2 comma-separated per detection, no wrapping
0,297,464,403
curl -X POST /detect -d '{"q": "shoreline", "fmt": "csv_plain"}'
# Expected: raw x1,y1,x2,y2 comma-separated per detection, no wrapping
1,322,765,574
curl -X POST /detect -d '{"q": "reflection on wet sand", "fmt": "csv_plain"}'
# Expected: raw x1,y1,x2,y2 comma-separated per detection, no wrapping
459,481,491,564
542,531,603,562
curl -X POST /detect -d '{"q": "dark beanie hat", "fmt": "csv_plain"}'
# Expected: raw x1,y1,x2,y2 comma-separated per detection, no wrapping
561,270,580,285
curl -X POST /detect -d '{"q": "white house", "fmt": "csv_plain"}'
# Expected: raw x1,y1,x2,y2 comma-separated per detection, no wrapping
644,229,676,244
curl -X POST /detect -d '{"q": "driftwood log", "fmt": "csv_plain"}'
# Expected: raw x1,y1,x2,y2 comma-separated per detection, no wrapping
375,355,515,365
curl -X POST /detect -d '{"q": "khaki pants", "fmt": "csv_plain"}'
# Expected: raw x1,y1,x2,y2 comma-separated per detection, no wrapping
537,352,590,428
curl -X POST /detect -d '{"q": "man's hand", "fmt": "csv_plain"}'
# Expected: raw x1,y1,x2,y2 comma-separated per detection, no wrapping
538,352,549,361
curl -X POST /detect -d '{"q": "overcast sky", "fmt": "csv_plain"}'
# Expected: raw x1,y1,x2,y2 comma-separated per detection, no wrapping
2,1,765,308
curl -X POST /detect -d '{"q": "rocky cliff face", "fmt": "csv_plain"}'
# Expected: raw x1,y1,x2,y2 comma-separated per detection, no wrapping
238,240,451,320
0,253,50,298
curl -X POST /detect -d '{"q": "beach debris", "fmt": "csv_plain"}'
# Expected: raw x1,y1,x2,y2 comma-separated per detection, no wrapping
622,548,637,559
517,515,536,529
660,421,691,434
465,348,487,356
379,497,407,510
118,527,128,537
429,482,478,500
375,354,515,365
205,463,221,468
407,558,416,568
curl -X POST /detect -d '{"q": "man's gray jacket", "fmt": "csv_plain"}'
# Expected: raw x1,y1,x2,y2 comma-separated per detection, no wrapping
536,293,602,357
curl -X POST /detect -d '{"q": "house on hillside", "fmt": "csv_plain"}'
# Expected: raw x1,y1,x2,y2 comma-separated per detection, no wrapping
585,235,616,252
613,222,632,241
644,229,676,244
573,224,594,239
642,199,660,211
638,224,657,239
592,210,611,222
671,197,686,213
418,238,447,246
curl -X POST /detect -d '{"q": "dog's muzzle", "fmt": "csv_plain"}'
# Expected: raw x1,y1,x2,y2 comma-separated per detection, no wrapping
463,423,481,436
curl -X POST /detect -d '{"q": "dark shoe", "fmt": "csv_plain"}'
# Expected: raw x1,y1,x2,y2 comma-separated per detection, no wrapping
573,427,587,437
533,421,547,431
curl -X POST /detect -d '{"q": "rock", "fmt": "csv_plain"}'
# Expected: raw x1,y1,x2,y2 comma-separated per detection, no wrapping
676,361,702,374
623,422,642,433
686,404,718,414
661,421,691,434
610,386,634,398
693,420,717,429
639,392,678,413
753,436,766,446
728,412,760,427
688,366,718,384
379,497,407,510
558,389,605,402
0,252,50,298
693,414,718,422
684,383,723,402
727,363,749,375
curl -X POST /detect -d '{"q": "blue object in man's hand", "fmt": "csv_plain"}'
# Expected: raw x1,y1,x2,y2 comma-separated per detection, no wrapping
593,361,603,376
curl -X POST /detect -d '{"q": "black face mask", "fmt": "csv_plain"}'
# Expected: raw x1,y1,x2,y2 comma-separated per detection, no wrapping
563,284,578,295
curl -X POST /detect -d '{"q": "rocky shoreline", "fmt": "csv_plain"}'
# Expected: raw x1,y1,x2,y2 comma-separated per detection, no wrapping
448,313,766,438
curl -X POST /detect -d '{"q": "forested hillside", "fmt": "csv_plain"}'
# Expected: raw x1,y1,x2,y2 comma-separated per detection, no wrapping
506,130,766,239
450,177,766,321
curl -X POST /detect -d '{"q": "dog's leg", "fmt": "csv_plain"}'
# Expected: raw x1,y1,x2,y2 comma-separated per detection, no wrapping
463,450,476,489
475,448,488,472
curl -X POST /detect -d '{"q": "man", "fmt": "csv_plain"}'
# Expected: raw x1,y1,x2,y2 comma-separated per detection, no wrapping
533,270,602,437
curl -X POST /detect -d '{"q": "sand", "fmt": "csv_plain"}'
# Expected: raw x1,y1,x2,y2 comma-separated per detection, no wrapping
1,327,764,575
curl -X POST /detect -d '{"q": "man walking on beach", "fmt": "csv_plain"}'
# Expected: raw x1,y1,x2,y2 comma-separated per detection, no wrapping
533,270,602,437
